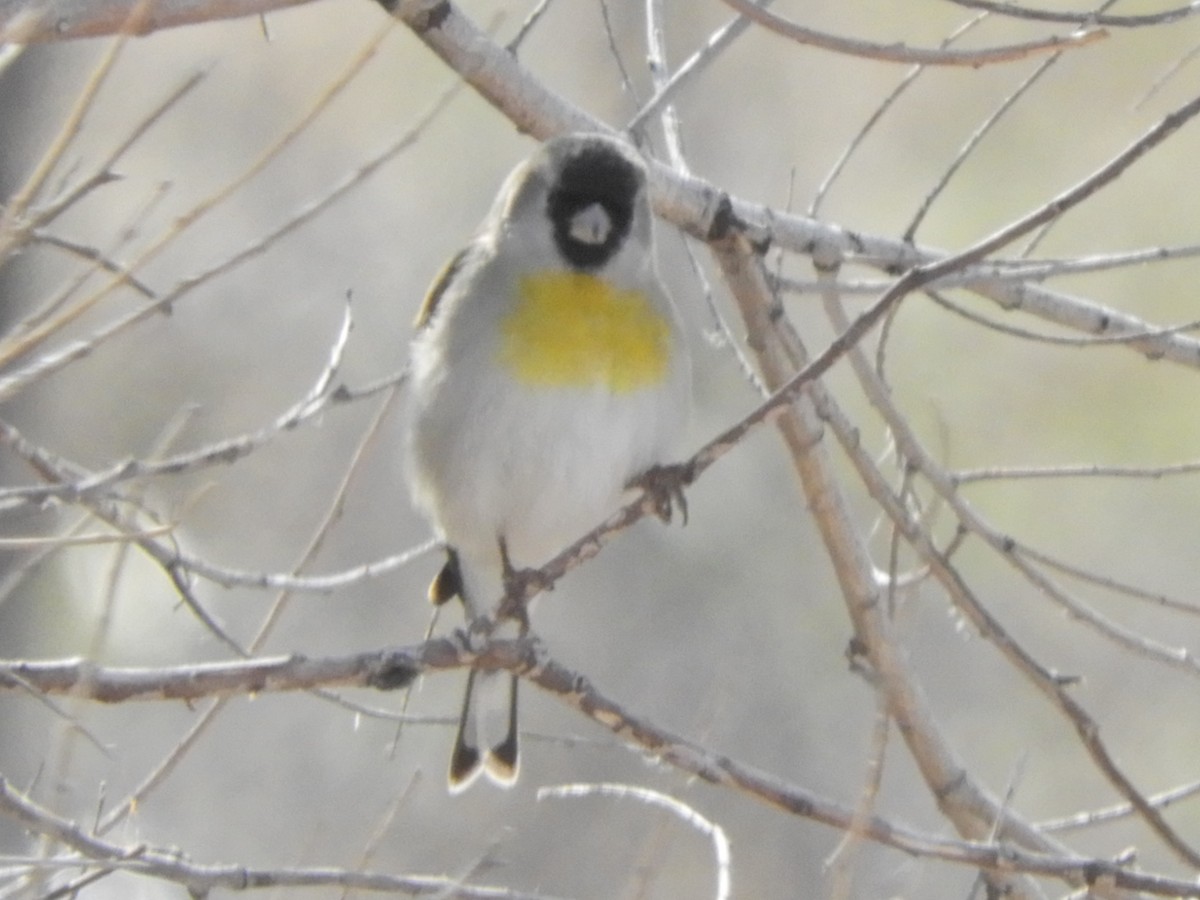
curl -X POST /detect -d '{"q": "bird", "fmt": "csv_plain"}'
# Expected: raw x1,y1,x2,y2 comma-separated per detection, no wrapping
405,131,691,791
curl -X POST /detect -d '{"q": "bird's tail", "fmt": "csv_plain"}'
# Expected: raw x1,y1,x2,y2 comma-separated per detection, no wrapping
449,667,519,792
430,549,521,792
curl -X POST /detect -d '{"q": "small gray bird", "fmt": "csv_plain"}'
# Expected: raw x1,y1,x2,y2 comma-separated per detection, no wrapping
406,132,690,791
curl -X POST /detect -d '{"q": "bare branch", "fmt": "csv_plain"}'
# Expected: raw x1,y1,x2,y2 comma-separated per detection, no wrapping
713,237,1049,899
95,385,409,836
1040,779,1200,833
0,300,360,512
0,0,313,42
26,231,156,299
4,647,1200,895
5,1,1200,895
0,646,432,702
944,0,1200,27
904,50,1060,241
821,288,1200,869
627,1,769,135
0,20,427,405
809,13,991,217
538,783,731,900
0,775,559,898
0,25,125,226
721,0,1107,66
774,241,1200,297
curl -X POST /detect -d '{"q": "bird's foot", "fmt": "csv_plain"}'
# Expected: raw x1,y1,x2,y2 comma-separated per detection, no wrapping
630,461,695,526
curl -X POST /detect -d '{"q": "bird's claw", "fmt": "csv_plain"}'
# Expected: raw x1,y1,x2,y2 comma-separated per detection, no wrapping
631,462,694,526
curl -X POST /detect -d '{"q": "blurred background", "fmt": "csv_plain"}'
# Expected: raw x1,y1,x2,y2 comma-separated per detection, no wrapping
2,1,1200,897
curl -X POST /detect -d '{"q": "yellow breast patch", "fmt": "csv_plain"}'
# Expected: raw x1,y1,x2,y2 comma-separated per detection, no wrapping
499,271,672,393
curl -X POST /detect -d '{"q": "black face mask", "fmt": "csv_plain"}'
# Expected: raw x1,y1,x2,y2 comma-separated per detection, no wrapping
546,145,640,270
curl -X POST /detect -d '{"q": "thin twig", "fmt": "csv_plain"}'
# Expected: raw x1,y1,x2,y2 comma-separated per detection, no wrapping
955,458,1200,484
809,12,990,217
0,670,112,758
0,0,310,41
643,0,684,167
904,51,1061,241
597,0,640,104
627,0,770,135
773,240,1200,296
1018,542,1200,620
97,382,408,834
0,298,354,510
26,231,156,299
944,0,1200,27
338,773,421,900
0,776,560,898
925,288,1200,348
0,18,414,404
720,0,1106,66
824,695,890,900
505,0,549,53
0,15,135,234
1137,38,1200,109
26,67,205,233
1039,778,1200,832
539,783,731,900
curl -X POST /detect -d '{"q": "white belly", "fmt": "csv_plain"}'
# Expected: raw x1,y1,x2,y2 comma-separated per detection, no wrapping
408,360,685,569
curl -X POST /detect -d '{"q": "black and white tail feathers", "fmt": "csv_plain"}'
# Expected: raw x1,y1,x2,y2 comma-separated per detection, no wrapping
430,549,520,792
